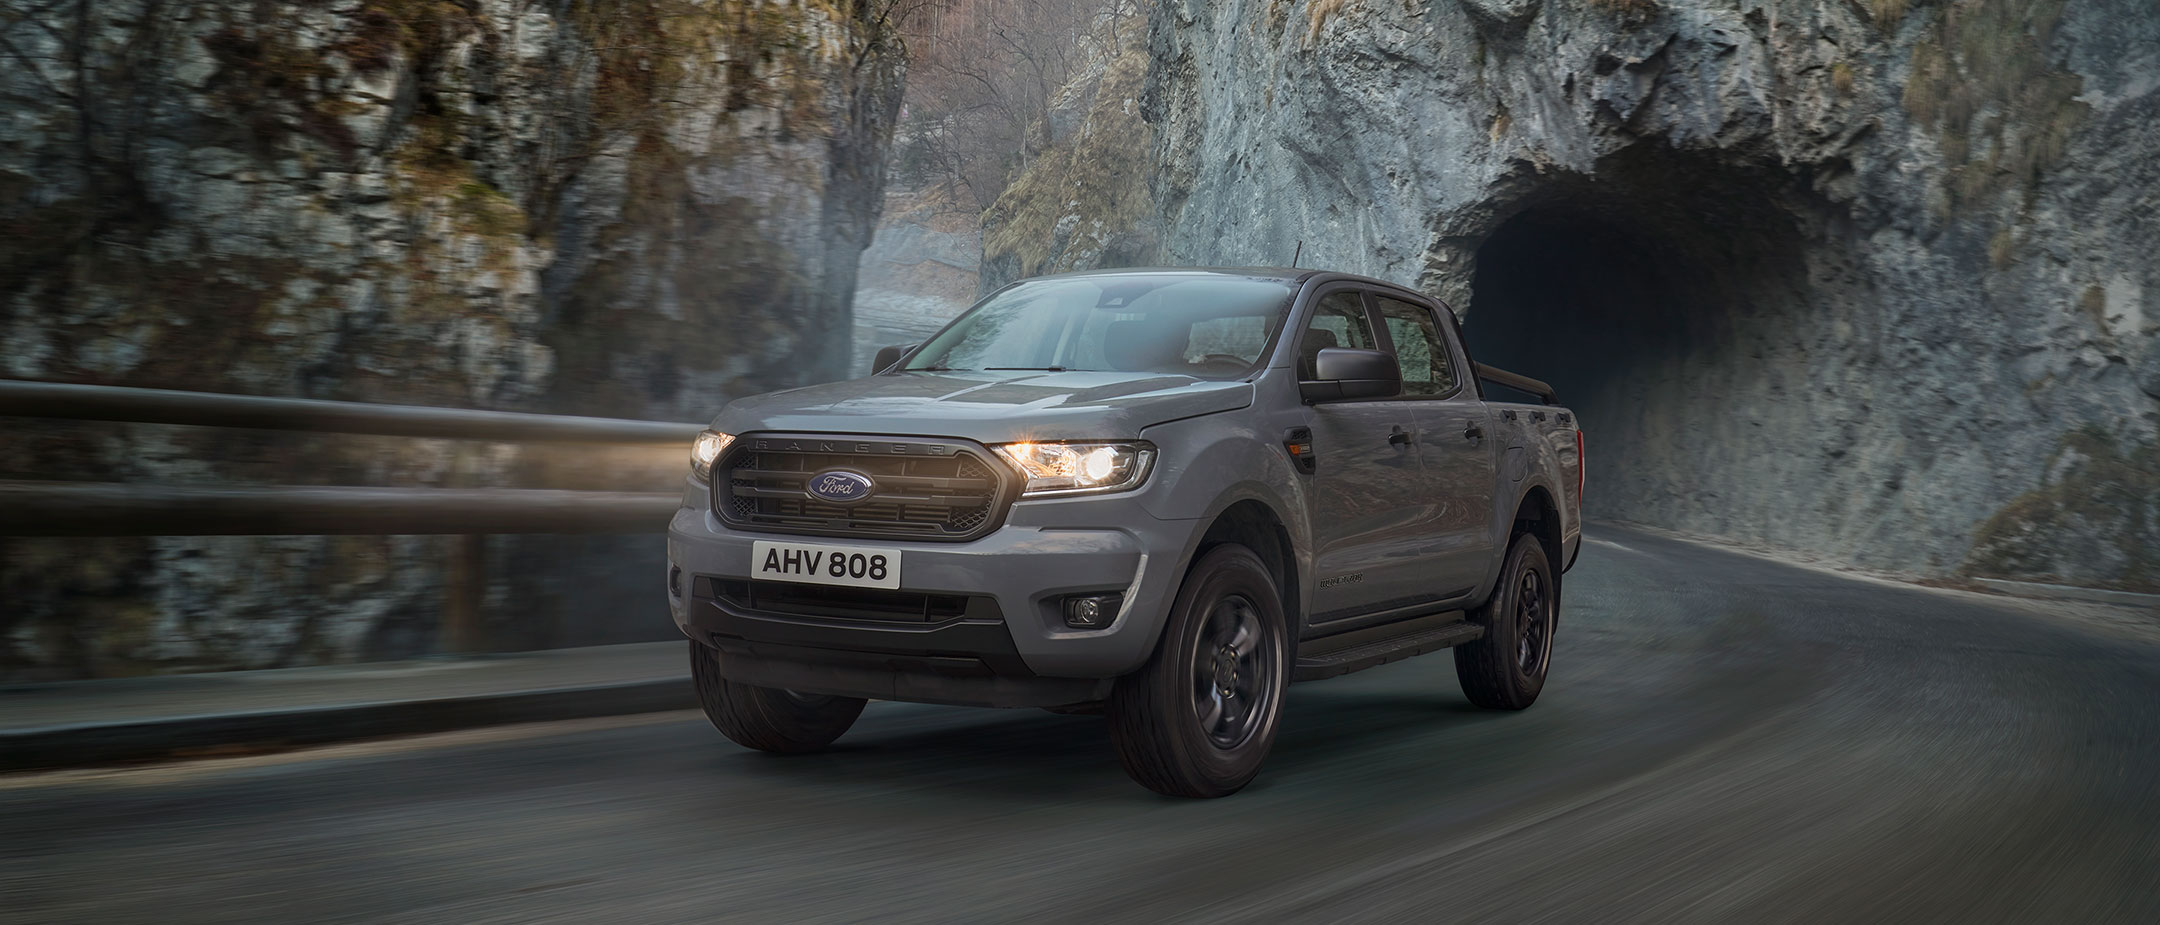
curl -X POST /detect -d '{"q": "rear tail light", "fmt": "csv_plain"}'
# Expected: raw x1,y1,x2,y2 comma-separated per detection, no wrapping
1574,429,1586,506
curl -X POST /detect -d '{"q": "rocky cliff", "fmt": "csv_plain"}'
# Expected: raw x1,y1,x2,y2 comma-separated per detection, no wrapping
850,185,981,371
988,0,2160,591
0,0,904,678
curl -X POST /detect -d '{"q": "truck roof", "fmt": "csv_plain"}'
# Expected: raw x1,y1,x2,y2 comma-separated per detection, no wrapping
1029,266,1558,403
1032,265,1416,294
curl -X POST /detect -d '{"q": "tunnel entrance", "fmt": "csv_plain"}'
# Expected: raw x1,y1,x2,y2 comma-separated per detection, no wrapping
1464,148,1847,535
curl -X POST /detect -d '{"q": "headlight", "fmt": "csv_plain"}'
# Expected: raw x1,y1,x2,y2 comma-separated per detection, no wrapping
690,430,734,481
992,441,1155,496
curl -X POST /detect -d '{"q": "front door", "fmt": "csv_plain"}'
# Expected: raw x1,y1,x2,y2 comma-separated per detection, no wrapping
1300,288,1432,622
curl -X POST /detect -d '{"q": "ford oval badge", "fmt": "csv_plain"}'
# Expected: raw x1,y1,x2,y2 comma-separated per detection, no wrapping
806,469,875,504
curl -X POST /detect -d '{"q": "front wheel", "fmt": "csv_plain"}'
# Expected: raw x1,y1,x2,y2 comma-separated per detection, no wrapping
690,641,865,753
1107,544,1290,798
1454,532,1558,710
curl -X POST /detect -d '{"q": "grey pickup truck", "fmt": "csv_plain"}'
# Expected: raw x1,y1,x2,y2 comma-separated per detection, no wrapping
667,267,1583,797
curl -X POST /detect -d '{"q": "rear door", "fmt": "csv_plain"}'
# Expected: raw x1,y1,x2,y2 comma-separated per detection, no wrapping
1371,293,1498,601
1298,286,1434,623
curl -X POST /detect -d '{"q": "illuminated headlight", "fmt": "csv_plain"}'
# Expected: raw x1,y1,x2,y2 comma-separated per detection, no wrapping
690,430,735,481
992,441,1155,496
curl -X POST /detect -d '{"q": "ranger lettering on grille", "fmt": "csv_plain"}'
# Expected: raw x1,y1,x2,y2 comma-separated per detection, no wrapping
752,439,951,456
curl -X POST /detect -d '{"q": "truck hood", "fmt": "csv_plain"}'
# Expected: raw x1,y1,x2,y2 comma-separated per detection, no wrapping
709,370,1254,443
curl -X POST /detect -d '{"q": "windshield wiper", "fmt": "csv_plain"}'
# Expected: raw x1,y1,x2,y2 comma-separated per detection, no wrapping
983,366,1091,372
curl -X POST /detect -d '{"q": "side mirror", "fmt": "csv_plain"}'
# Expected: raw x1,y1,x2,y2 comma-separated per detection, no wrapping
872,343,917,375
1300,347,1401,403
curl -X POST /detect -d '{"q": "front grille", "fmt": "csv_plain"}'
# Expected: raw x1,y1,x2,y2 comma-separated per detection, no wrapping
714,435,1011,541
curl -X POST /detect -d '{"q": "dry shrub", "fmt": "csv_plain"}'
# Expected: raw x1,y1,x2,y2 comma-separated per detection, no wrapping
1867,0,1909,30
1901,0,2087,211
1306,0,1352,43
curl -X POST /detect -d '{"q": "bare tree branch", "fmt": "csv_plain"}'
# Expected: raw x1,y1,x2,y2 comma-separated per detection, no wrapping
891,0,1125,209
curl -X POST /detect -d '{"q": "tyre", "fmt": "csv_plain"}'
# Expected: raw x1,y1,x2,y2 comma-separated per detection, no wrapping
690,641,865,753
1107,544,1290,798
1455,532,1557,710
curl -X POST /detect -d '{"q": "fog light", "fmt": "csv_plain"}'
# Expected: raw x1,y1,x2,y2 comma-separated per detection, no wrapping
1063,593,1122,628
668,565,684,599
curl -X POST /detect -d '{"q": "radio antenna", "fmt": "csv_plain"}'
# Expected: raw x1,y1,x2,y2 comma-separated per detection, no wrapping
1291,240,1303,269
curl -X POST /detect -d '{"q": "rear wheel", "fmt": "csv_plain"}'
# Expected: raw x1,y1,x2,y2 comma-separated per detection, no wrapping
690,641,865,753
1107,544,1289,798
1454,532,1557,710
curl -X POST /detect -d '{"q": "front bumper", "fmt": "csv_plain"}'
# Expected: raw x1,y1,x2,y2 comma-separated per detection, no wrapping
666,480,1204,703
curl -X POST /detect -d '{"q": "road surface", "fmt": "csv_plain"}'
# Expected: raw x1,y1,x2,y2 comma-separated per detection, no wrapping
6,526,2158,923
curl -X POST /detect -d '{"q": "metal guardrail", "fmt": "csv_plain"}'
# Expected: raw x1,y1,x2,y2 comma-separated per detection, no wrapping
0,379,707,652
0,483,681,536
0,379,700,443
0,379,701,537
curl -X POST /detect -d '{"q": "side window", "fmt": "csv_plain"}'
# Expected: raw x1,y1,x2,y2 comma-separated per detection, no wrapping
1374,296,1458,397
1297,290,1377,378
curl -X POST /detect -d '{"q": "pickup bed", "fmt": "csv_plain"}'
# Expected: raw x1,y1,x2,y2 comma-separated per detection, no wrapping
667,267,1583,797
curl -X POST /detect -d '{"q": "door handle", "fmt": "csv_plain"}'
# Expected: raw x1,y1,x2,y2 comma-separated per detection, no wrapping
1463,422,1485,442
1388,425,1413,446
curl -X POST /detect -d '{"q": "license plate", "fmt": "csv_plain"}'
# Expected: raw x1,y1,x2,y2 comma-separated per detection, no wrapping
751,541,901,590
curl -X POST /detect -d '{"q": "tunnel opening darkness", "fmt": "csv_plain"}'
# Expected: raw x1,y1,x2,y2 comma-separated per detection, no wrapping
1464,148,1834,528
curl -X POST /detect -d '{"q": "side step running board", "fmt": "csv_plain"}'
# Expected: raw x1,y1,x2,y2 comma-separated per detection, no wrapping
1293,622,1485,682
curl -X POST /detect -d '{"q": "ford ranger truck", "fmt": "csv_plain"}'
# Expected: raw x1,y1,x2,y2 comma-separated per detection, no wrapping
667,267,1583,798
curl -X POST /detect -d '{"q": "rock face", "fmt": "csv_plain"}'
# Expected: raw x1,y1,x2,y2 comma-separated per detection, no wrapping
850,186,982,372
987,0,2160,591
980,44,1160,289
0,0,903,678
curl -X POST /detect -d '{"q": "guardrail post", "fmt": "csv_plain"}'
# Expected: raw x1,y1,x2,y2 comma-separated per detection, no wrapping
441,533,490,654
440,443,489,655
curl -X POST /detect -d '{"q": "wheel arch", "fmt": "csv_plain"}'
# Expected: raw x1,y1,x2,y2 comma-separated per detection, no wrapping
1187,496,1301,638
1511,485,1563,580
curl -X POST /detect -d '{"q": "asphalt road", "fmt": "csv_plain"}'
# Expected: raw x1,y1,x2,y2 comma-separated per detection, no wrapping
7,526,2158,924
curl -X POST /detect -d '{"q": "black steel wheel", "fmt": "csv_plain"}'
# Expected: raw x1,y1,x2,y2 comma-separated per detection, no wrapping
1190,592,1280,751
1514,566,1552,679
1108,544,1289,798
1455,532,1558,710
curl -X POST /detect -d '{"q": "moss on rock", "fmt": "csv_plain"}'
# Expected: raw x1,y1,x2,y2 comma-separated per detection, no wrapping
981,47,1157,286
1964,428,2160,593
1901,0,2088,214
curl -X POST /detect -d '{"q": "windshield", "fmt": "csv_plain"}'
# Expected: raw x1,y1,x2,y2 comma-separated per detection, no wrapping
902,274,1297,380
